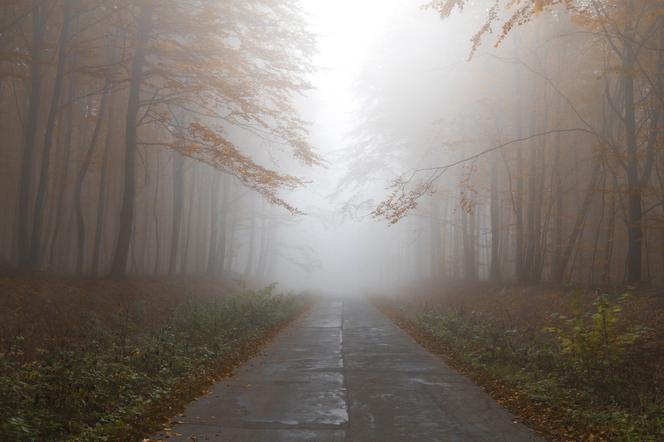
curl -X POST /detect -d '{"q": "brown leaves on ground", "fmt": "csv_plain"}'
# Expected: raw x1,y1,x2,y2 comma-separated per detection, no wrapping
375,285,664,442
0,276,239,359
398,282,664,335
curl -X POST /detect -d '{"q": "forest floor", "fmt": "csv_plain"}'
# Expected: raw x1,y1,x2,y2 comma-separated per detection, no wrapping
0,276,236,357
378,283,664,441
0,275,308,440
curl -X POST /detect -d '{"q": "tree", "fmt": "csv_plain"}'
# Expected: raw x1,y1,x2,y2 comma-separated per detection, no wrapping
108,0,320,276
0,0,319,277
424,0,664,284
16,0,46,269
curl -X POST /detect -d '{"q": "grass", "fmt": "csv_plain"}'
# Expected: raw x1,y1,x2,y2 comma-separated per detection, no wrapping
379,289,664,441
0,283,307,441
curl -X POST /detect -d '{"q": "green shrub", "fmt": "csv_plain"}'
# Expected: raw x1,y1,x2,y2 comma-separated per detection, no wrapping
0,287,304,441
544,292,650,395
413,292,660,440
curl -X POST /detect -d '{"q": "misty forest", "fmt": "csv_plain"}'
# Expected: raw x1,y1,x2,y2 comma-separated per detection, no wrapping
0,0,663,441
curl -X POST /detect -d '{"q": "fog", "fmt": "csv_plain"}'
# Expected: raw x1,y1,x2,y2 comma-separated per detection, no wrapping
277,0,664,293
1,0,662,292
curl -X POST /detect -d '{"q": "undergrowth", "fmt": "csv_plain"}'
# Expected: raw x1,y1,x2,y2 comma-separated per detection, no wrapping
0,285,305,441
414,292,663,441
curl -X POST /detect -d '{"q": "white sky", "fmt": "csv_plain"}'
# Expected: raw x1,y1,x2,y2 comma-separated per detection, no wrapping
273,0,404,294
303,0,401,150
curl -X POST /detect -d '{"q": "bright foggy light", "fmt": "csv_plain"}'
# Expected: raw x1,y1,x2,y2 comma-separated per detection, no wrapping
304,0,401,120
268,0,403,294
305,0,399,70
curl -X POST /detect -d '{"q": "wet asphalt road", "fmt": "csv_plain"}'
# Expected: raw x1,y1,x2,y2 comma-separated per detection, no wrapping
151,299,542,441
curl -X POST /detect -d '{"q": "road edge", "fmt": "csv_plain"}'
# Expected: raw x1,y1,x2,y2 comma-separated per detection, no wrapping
373,299,555,442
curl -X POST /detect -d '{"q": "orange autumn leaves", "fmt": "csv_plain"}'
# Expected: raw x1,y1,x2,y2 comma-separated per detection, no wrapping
132,0,321,213
184,122,306,214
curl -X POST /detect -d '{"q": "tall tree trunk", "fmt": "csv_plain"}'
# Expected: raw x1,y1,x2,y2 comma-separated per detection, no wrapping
525,89,547,283
557,161,603,282
168,152,185,274
262,207,278,278
489,153,501,282
91,98,115,275
590,170,607,284
256,202,272,278
512,44,525,283
216,174,230,275
452,212,461,278
152,155,161,275
550,40,566,285
514,148,525,282
602,173,618,284
16,1,46,269
226,206,238,273
256,219,268,278
622,1,642,284
533,119,548,281
525,111,538,282
244,197,257,278
206,171,221,275
181,169,196,273
47,70,76,266
461,208,476,282
28,0,73,268
74,82,110,274
552,132,564,283
110,5,152,276
429,197,441,279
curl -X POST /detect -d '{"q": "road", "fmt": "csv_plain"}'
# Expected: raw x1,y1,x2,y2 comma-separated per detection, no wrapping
151,299,542,441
